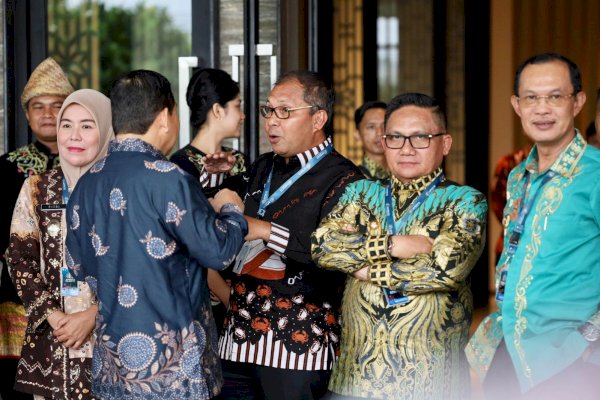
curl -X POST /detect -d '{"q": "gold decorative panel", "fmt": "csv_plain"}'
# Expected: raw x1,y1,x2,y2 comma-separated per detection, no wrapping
332,0,364,164
48,0,100,90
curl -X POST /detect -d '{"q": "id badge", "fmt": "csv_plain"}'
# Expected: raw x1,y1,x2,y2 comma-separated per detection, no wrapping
495,269,508,301
61,265,79,296
232,241,254,274
383,288,409,307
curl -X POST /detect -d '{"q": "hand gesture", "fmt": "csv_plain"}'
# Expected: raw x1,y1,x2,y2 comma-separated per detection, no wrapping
53,305,97,349
389,234,433,259
351,266,369,281
210,189,244,212
203,152,236,174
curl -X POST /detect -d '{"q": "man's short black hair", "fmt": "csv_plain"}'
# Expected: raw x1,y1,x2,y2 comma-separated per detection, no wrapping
354,101,387,130
274,70,335,128
385,93,447,132
513,52,582,96
109,70,176,134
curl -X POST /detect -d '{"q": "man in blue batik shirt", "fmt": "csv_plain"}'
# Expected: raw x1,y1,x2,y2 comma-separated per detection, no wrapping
66,70,248,400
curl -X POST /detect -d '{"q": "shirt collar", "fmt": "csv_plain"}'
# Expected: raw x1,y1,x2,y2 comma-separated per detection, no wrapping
294,137,332,167
524,130,587,178
33,140,57,157
390,167,444,193
362,155,389,179
108,138,164,159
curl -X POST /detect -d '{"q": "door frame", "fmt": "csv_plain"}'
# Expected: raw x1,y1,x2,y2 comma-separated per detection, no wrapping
4,0,48,150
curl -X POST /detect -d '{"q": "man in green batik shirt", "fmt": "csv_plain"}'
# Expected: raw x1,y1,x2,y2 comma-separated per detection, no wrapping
312,93,487,399
467,52,600,399
354,101,390,181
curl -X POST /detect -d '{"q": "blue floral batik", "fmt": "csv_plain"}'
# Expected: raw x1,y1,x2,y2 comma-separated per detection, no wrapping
66,138,247,399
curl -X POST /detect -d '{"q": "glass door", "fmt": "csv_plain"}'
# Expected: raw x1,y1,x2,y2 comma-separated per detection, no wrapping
48,0,282,161
48,0,192,99
48,0,193,152
210,0,280,160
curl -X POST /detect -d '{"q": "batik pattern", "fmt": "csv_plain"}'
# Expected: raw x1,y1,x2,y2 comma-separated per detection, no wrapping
467,132,600,391
183,145,248,178
359,155,390,181
7,142,60,178
312,169,487,399
0,141,59,358
66,138,248,399
218,143,362,372
7,168,94,399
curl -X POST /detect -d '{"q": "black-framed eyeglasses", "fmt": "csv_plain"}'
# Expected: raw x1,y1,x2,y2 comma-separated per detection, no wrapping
259,105,316,119
382,133,445,149
516,93,575,107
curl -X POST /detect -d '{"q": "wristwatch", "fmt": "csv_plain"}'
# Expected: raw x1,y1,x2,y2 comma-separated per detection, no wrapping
578,322,600,343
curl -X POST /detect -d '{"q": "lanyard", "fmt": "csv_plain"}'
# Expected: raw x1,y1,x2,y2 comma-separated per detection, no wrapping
381,173,443,307
257,144,332,217
60,177,79,296
496,170,556,301
504,170,556,259
385,173,444,234
62,178,70,204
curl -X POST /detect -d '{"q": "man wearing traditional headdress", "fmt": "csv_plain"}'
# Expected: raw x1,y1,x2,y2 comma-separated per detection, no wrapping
0,57,74,399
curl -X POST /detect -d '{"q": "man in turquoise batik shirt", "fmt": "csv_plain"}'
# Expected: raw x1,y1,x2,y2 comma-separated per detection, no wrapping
467,53,600,399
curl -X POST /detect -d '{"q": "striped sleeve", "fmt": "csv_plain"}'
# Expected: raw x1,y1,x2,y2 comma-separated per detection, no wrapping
199,168,225,188
266,222,290,255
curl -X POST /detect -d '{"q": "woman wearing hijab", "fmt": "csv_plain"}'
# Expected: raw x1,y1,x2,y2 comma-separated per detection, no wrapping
7,89,113,399
170,68,248,326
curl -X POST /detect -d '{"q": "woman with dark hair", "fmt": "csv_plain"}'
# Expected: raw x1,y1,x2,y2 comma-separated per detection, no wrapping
170,68,248,327
171,68,248,187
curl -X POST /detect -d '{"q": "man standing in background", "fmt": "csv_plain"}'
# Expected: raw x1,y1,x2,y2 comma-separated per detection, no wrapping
354,101,389,180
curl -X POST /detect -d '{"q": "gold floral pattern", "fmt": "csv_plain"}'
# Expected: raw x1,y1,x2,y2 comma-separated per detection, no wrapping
312,170,487,399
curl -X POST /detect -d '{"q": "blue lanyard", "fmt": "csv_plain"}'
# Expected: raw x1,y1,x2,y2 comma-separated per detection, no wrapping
62,178,70,204
496,169,556,301
504,170,556,259
385,173,444,234
257,145,332,217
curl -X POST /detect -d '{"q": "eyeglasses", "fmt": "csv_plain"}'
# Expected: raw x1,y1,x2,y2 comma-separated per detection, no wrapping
382,133,445,149
516,93,575,107
259,105,316,119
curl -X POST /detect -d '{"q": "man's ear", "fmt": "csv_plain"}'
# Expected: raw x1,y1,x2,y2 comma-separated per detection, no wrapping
572,91,587,118
24,103,32,123
156,107,170,132
353,129,361,142
312,109,328,131
442,134,453,156
510,95,522,118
